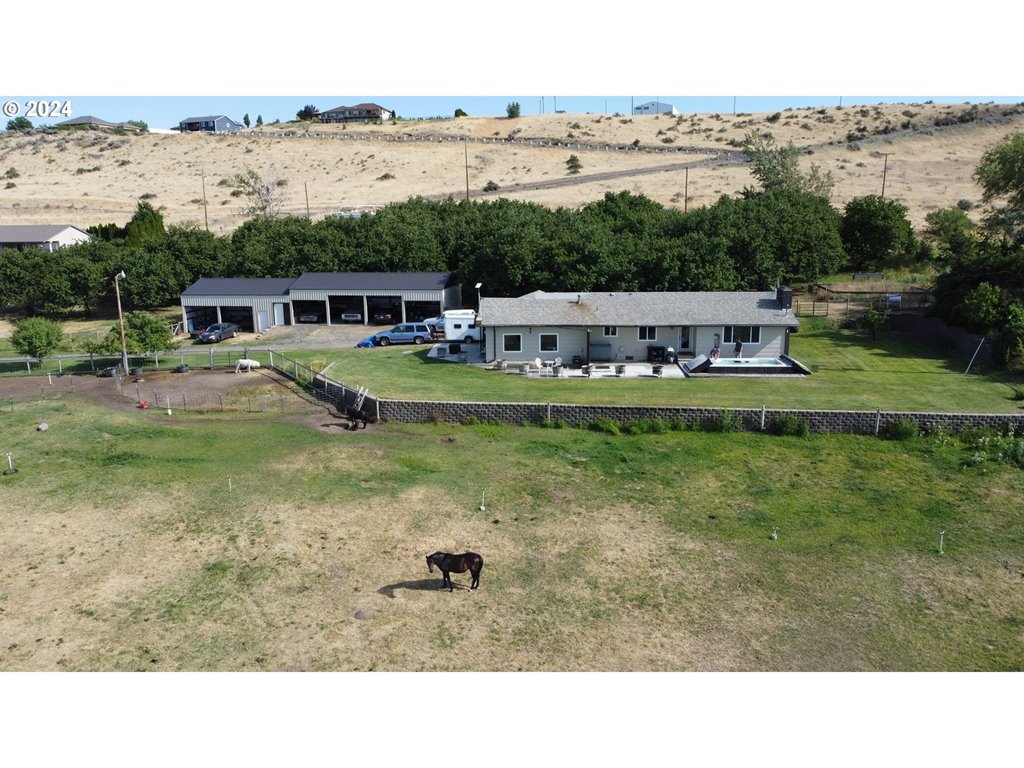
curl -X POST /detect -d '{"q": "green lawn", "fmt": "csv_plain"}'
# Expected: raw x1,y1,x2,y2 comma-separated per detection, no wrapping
2,396,1022,671
285,318,1024,413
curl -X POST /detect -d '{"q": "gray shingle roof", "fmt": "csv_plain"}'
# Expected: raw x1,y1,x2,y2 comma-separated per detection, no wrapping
289,272,452,291
182,278,294,297
480,291,799,328
0,225,88,243
179,116,239,124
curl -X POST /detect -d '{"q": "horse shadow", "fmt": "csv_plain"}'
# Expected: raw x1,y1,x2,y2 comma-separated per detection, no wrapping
377,578,468,598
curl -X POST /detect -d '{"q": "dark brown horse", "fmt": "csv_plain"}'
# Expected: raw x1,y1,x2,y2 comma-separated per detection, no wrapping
427,551,483,591
344,405,374,429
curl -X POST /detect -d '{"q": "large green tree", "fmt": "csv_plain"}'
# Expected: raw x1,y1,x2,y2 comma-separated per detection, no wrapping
124,200,166,247
90,311,175,354
741,130,834,198
11,317,64,360
974,131,1024,240
840,195,917,270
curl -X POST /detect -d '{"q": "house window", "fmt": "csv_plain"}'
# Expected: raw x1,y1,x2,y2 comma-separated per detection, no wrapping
723,326,761,344
503,334,522,353
539,333,559,353
603,326,617,337
638,326,657,341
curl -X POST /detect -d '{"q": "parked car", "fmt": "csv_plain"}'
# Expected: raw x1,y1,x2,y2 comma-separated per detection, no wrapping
372,323,432,346
297,311,323,323
340,312,363,323
196,322,240,343
372,312,393,325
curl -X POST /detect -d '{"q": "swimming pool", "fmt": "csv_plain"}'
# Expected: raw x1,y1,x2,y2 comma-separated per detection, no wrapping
710,357,788,367
682,354,811,376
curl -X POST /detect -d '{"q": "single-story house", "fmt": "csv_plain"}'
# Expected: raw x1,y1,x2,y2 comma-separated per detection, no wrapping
479,288,797,364
55,116,141,131
0,224,91,252
177,115,244,133
633,101,679,116
180,272,460,333
319,103,394,124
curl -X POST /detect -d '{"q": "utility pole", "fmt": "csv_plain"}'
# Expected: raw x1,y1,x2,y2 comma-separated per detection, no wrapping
684,167,689,213
464,141,470,201
304,181,310,219
880,152,894,199
201,172,209,231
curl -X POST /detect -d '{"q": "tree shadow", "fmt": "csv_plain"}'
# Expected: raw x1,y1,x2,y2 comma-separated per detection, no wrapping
378,578,466,598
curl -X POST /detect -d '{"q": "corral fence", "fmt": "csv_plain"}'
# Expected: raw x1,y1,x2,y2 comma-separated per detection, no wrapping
270,352,379,418
0,347,378,417
0,348,275,377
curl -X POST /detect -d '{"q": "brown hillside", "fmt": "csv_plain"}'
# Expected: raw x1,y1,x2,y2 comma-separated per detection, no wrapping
1,101,1022,234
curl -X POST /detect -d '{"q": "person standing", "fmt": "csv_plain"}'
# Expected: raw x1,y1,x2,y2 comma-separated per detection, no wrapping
733,336,743,358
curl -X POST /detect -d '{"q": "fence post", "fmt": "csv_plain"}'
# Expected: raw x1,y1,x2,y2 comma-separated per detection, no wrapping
875,409,881,436
210,349,215,370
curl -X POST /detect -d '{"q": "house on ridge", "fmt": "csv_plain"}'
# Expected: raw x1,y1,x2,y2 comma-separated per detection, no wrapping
478,288,797,364
319,103,394,124
177,115,244,133
55,116,142,131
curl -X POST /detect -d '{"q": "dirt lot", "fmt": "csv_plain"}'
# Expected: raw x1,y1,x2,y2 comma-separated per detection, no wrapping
0,368,349,433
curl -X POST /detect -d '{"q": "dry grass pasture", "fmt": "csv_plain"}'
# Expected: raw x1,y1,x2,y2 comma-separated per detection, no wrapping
1,101,1022,233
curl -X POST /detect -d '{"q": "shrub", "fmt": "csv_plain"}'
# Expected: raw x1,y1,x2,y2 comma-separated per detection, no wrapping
4,182,14,189
702,411,742,433
882,417,919,440
4,167,20,179
588,418,621,435
766,413,810,437
460,415,479,426
624,418,669,435
483,180,500,192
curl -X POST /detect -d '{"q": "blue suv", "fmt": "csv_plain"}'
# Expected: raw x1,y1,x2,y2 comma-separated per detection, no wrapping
372,323,432,346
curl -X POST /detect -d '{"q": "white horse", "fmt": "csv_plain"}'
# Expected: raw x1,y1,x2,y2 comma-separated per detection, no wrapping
235,359,261,373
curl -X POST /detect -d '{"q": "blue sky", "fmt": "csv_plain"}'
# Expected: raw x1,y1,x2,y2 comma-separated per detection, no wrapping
4,95,1020,130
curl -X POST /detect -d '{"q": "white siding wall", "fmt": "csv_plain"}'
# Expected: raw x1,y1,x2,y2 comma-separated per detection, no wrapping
692,326,789,358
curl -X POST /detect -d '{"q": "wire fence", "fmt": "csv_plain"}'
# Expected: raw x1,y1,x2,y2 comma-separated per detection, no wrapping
0,348,379,418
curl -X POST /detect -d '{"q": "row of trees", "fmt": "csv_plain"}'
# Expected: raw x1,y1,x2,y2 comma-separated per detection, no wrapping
1,191,920,320
927,132,1024,367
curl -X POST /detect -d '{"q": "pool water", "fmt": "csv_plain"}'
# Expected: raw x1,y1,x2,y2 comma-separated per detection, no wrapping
710,357,787,367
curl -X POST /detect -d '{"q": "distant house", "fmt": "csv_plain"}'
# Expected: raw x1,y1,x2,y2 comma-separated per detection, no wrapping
479,289,798,364
319,103,394,124
55,116,140,131
633,101,679,116
0,225,91,253
177,115,244,133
